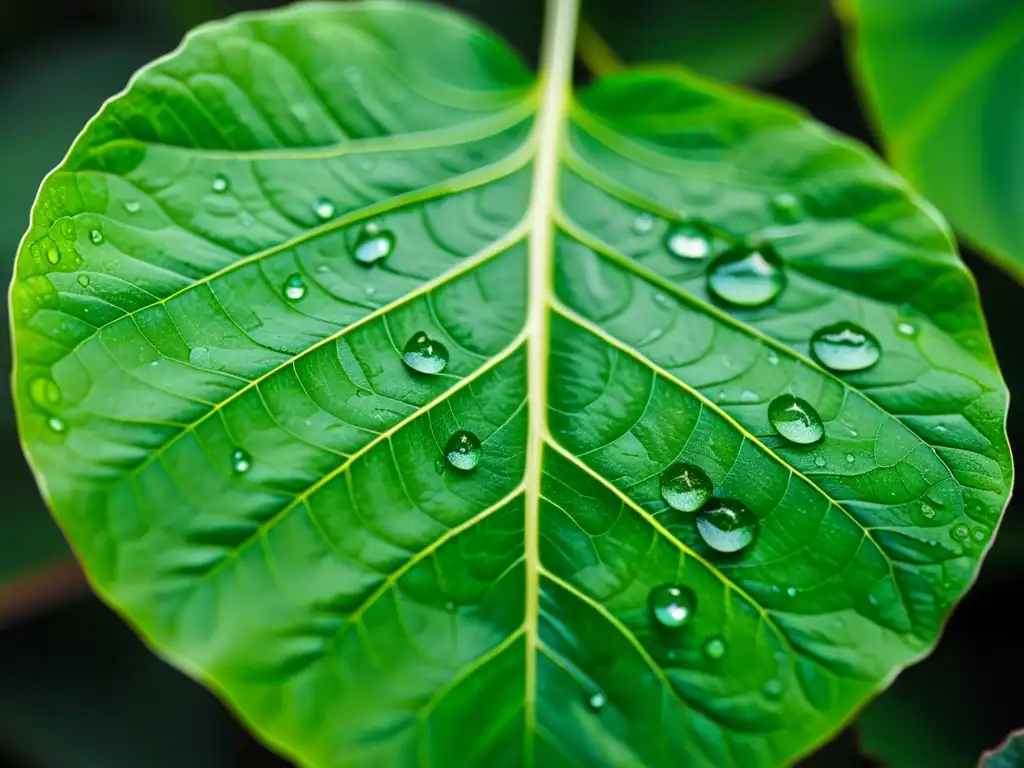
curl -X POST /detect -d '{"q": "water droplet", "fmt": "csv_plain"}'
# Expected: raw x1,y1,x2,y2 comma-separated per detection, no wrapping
402,332,449,375
89,229,103,245
786,586,797,597
124,201,141,214
696,499,758,553
770,192,800,222
768,394,824,445
345,66,364,87
45,247,60,265
283,273,307,301
660,462,713,513
665,222,712,259
313,197,336,220
845,453,855,464
241,213,254,228
434,458,446,475
740,390,758,404
649,584,696,628
706,245,786,308
896,321,918,337
762,679,784,700
653,292,668,306
588,692,607,710
212,174,229,193
189,346,211,367
633,212,654,233
231,448,252,475
810,322,881,373
47,416,66,433
767,351,779,366
951,524,970,541
353,224,396,265
703,636,726,660
444,600,455,611
972,527,988,543
29,377,62,409
921,503,936,520
77,274,90,288
445,430,481,471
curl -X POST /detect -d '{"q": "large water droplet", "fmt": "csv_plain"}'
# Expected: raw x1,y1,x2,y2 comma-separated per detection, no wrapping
231,448,252,475
313,197,336,220
212,174,229,193
810,322,881,373
29,377,62,409
707,245,786,308
648,584,695,628
89,229,104,245
354,224,395,265
696,499,758,553
703,636,726,660
768,394,824,445
660,462,713,513
445,430,481,471
283,273,307,301
633,212,654,233
402,332,449,375
587,692,607,710
665,222,713,260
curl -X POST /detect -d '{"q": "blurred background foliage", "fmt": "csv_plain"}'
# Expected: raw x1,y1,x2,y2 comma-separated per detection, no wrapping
0,0,1020,766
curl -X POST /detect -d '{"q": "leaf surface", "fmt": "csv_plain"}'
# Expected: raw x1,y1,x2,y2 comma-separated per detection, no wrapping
10,1,1011,765
984,731,1024,768
847,0,1024,278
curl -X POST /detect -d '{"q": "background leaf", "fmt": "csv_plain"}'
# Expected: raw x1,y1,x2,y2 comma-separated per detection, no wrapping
846,0,1024,278
9,2,1011,766
581,0,834,82
983,730,1024,768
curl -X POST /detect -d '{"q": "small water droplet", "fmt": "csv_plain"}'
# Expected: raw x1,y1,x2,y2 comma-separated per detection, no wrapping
740,390,758,404
649,584,696,628
972,527,988,543
313,197,336,220
660,462,713,513
45,247,60,265
434,458,446,475
29,377,62,409
767,351,779,366
770,192,800,222
810,322,881,373
845,453,855,464
951,524,970,542
283,273,307,301
231,448,251,474
653,292,668,306
345,66,364,87
921,503,936,520
124,201,141,214
47,416,66,433
77,274,90,288
212,174,229,193
353,224,396,265
696,499,758,553
786,586,797,598
896,321,918,337
633,212,654,233
707,245,786,308
768,394,824,445
762,679,784,700
189,346,211,367
403,332,449,375
89,229,104,245
665,222,712,259
445,430,481,471
444,600,455,611
241,213,254,228
588,692,607,710
703,636,726,660
359,158,376,172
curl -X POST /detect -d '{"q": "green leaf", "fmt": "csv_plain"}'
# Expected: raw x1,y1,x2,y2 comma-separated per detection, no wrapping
846,0,1024,278
9,1,1011,765
984,731,1024,768
581,0,834,82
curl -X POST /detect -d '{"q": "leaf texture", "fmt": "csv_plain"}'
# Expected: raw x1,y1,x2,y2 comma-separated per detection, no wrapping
10,1,1011,765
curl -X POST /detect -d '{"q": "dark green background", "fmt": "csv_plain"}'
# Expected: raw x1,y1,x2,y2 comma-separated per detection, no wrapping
0,1,1018,765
